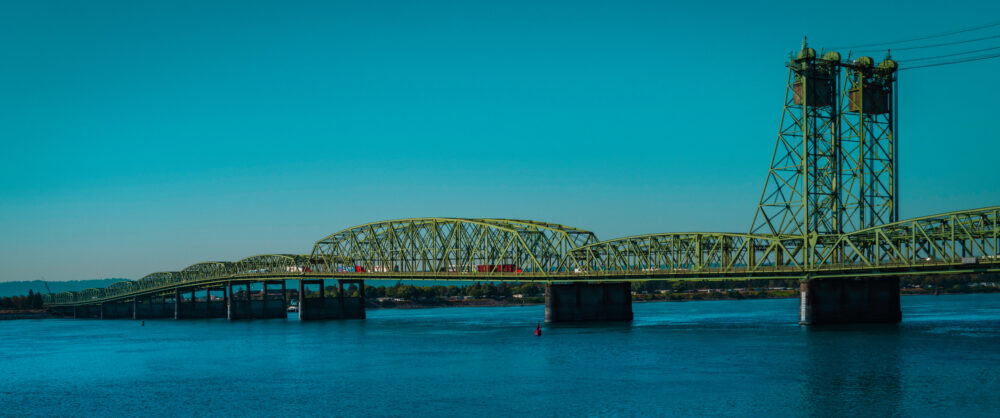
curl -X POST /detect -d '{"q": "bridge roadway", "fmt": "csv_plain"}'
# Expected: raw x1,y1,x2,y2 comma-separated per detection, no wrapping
43,206,999,324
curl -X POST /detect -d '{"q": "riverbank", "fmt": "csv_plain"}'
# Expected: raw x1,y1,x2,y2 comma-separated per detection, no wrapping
902,286,1000,296
0,309,51,320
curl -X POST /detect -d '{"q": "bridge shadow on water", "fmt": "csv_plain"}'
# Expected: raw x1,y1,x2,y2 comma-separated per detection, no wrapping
801,324,903,417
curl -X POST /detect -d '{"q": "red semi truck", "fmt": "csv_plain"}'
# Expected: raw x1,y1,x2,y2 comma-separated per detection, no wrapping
476,264,518,273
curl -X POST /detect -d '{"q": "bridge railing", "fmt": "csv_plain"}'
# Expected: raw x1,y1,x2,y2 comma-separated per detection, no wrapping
567,233,808,274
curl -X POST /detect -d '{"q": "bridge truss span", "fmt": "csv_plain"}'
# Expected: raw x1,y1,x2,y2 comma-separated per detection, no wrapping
814,206,1000,272
569,232,813,278
309,218,599,277
232,254,312,277
567,207,1000,279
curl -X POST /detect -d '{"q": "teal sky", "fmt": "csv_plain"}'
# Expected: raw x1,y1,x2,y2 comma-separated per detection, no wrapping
2,0,998,282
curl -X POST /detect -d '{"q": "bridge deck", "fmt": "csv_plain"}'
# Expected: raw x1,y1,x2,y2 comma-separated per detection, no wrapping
44,208,999,307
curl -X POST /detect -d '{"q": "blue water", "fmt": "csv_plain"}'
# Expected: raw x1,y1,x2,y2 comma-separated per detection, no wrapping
2,294,1000,417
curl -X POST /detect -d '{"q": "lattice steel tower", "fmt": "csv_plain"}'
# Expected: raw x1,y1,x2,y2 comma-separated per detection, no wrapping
750,39,898,267
840,55,899,230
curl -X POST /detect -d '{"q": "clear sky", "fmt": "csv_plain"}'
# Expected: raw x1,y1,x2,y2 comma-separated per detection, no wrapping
1,0,998,282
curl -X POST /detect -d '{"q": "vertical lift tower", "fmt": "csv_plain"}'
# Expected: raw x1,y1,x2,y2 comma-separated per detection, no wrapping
751,39,900,323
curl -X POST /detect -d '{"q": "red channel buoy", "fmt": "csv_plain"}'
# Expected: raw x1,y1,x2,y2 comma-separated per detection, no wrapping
535,323,541,336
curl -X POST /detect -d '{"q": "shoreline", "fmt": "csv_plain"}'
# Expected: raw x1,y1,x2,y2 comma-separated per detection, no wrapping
0,311,51,320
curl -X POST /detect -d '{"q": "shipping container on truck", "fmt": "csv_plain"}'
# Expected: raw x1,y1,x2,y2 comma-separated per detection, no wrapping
476,264,517,273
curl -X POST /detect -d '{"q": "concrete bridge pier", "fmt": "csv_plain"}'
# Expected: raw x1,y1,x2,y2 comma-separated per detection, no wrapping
206,287,228,318
544,282,633,323
174,288,194,319
51,306,74,317
226,281,287,320
799,277,902,325
173,288,228,319
298,279,365,321
227,282,252,320
133,296,173,319
73,304,101,319
338,279,366,320
255,281,288,319
49,306,73,317
100,302,133,319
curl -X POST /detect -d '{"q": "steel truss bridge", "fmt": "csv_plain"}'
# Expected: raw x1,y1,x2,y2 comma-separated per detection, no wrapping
43,42,999,308
44,207,1000,307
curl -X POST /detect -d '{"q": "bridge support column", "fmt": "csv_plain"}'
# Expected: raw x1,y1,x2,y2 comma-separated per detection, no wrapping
341,279,365,319
227,282,252,320
74,304,101,319
174,289,182,319
799,277,901,325
133,296,173,319
207,287,227,318
175,288,219,319
254,281,287,319
203,288,213,318
100,302,133,319
298,279,365,321
50,307,72,317
224,282,286,320
544,282,633,323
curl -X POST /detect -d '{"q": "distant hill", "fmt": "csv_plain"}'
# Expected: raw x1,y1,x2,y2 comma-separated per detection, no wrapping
0,279,130,297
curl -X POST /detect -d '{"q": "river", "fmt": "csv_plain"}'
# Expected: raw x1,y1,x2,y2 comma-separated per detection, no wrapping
2,294,999,417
